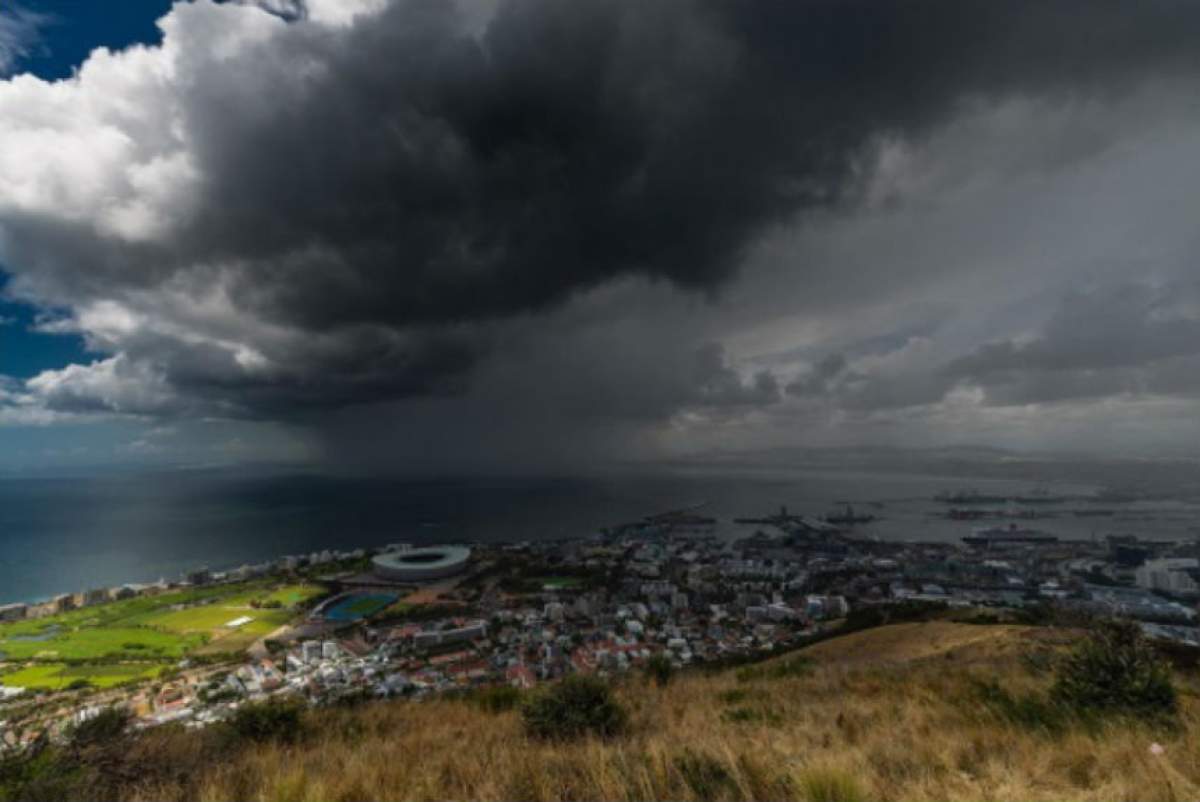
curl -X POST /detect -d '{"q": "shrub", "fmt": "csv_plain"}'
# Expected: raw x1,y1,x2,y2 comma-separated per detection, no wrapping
971,678,1067,733
797,766,865,802
722,706,784,726
474,685,522,713
0,747,81,802
674,750,734,801
644,653,674,687
1051,620,1177,719
736,656,812,683
227,698,306,743
521,675,627,740
67,707,130,747
717,688,756,705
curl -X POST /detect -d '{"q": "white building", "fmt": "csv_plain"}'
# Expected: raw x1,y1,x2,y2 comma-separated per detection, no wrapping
1136,558,1200,595
301,641,322,664
0,603,27,622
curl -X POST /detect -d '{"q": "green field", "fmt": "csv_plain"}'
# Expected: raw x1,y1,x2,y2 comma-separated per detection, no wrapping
0,626,200,661
0,662,165,691
342,596,393,616
535,576,585,590
0,581,325,688
193,610,298,654
382,601,414,617
120,583,322,630
262,585,325,607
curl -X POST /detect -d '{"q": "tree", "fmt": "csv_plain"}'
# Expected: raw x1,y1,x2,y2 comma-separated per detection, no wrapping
227,698,306,743
521,675,627,740
67,707,130,747
644,652,674,687
1052,619,1177,719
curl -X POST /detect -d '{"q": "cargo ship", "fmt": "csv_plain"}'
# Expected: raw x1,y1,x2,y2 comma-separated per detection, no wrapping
934,489,1010,504
962,523,1058,547
823,505,877,526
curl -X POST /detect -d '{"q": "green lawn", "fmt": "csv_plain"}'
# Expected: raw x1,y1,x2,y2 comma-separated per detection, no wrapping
131,583,319,637
382,601,414,617
262,584,324,607
0,581,277,641
535,576,585,590
195,613,293,654
0,580,325,668
342,596,393,616
0,662,165,691
0,626,201,661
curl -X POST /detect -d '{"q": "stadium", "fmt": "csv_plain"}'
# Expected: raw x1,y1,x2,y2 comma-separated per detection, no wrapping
371,546,472,582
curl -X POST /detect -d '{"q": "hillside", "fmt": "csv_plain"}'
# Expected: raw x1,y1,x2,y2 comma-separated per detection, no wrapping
10,620,1200,802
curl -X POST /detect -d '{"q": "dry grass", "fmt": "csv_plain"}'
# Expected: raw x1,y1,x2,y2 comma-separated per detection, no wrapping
110,622,1200,802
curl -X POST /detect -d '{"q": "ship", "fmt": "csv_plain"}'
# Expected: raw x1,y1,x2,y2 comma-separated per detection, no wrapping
945,507,990,520
823,504,877,526
1010,488,1069,504
962,523,1058,547
934,488,1010,504
1091,487,1144,504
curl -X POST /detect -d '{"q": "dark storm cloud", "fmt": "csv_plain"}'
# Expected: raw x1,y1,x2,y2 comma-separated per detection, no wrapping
692,343,780,409
184,0,1200,330
5,0,1200,421
786,353,848,397
947,282,1200,405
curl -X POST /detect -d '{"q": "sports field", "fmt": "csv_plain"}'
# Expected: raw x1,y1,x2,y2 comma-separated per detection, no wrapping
0,662,165,691
535,576,585,590
321,593,397,622
0,581,325,690
129,584,322,633
0,625,199,661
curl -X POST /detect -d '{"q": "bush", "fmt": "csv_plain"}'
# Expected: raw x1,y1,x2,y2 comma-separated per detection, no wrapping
736,656,813,683
67,707,130,747
1051,620,1176,719
473,685,523,713
971,678,1067,733
717,688,757,705
521,675,627,740
0,747,81,802
227,698,306,743
674,750,734,801
644,653,674,687
722,706,783,726
797,766,865,802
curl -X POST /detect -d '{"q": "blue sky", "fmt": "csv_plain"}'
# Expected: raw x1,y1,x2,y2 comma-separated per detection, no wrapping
9,1,172,81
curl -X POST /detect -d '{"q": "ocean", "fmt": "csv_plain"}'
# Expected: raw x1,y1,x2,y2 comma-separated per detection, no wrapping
0,466,1196,605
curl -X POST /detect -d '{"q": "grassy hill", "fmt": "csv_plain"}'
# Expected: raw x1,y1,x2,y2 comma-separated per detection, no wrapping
12,620,1200,801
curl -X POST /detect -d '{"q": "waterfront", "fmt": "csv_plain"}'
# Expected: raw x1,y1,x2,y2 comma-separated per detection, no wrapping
2,465,1200,605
